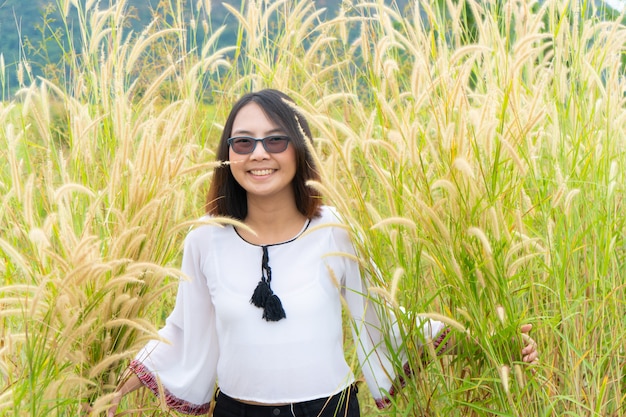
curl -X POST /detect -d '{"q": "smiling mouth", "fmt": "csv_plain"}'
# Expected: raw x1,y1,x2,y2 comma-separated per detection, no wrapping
249,169,275,176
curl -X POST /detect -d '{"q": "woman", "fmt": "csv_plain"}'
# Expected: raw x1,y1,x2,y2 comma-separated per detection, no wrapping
106,89,538,416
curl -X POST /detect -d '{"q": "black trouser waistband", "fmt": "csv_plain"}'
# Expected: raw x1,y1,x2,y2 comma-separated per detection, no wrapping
214,384,360,417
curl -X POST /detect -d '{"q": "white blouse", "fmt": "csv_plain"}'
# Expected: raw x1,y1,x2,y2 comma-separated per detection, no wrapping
130,206,444,414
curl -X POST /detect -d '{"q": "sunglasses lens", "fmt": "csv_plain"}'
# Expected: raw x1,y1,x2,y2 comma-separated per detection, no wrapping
264,136,289,153
230,138,255,154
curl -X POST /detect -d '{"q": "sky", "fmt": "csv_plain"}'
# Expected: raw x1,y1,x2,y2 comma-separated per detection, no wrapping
605,0,626,11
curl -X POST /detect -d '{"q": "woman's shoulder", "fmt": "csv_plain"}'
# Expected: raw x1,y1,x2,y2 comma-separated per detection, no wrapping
314,206,356,250
315,206,352,237
316,205,346,224
184,215,234,243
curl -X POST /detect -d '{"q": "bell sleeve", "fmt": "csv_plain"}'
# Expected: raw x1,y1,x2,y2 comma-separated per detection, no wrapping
129,230,219,415
332,223,448,409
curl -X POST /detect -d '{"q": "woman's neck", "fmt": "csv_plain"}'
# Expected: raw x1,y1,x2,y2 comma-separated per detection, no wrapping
240,200,308,245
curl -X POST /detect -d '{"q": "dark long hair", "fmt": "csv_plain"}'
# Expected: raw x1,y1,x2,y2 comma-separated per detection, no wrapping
205,89,322,220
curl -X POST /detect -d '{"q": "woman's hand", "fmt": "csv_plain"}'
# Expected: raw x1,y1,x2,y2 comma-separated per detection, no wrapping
80,390,122,417
107,390,122,417
520,324,539,364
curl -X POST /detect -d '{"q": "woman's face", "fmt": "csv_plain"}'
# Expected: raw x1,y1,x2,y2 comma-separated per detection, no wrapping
228,102,297,203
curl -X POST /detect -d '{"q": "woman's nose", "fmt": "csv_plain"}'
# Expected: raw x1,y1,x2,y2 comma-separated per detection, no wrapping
249,140,270,159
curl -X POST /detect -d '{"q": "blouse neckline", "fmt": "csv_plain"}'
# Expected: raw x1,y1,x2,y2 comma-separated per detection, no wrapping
234,218,312,247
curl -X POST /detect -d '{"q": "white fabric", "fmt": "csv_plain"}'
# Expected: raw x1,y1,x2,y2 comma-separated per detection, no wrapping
134,206,443,407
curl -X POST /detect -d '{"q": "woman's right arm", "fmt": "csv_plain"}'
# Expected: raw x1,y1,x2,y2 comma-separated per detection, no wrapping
106,226,220,415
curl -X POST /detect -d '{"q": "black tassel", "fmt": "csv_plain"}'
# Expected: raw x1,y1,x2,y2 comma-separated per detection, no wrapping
250,279,271,307
262,293,286,321
250,245,286,322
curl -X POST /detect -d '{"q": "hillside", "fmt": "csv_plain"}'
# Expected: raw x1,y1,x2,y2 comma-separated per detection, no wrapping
0,0,622,93
0,0,357,91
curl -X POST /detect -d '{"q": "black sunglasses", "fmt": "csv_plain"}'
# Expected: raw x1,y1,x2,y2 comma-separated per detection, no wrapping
227,135,291,155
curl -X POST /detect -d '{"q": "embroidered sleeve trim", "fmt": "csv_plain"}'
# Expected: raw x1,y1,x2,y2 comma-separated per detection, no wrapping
129,359,211,415
374,326,452,409
433,326,451,353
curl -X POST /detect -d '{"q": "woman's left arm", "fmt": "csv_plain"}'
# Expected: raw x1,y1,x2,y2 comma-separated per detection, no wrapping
422,323,539,364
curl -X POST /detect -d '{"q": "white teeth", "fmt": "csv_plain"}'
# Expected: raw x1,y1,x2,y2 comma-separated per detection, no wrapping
250,169,273,176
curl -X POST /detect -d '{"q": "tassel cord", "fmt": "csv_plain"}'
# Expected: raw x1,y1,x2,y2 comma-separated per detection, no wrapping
262,245,272,285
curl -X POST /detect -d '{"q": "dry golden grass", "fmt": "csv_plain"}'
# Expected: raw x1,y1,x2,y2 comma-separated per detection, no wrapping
1,0,625,415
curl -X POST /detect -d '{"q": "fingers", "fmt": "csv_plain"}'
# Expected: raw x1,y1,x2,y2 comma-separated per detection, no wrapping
522,336,539,364
523,349,539,364
83,391,120,417
107,391,122,417
521,333,536,351
520,323,532,334
108,401,119,416
519,324,536,352
521,342,536,357
519,323,539,365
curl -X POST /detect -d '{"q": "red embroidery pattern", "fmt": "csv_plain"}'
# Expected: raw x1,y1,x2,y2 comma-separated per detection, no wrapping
375,397,392,409
129,359,211,415
433,327,451,352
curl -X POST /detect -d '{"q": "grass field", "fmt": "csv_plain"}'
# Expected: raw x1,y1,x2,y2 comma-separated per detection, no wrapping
1,0,625,415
